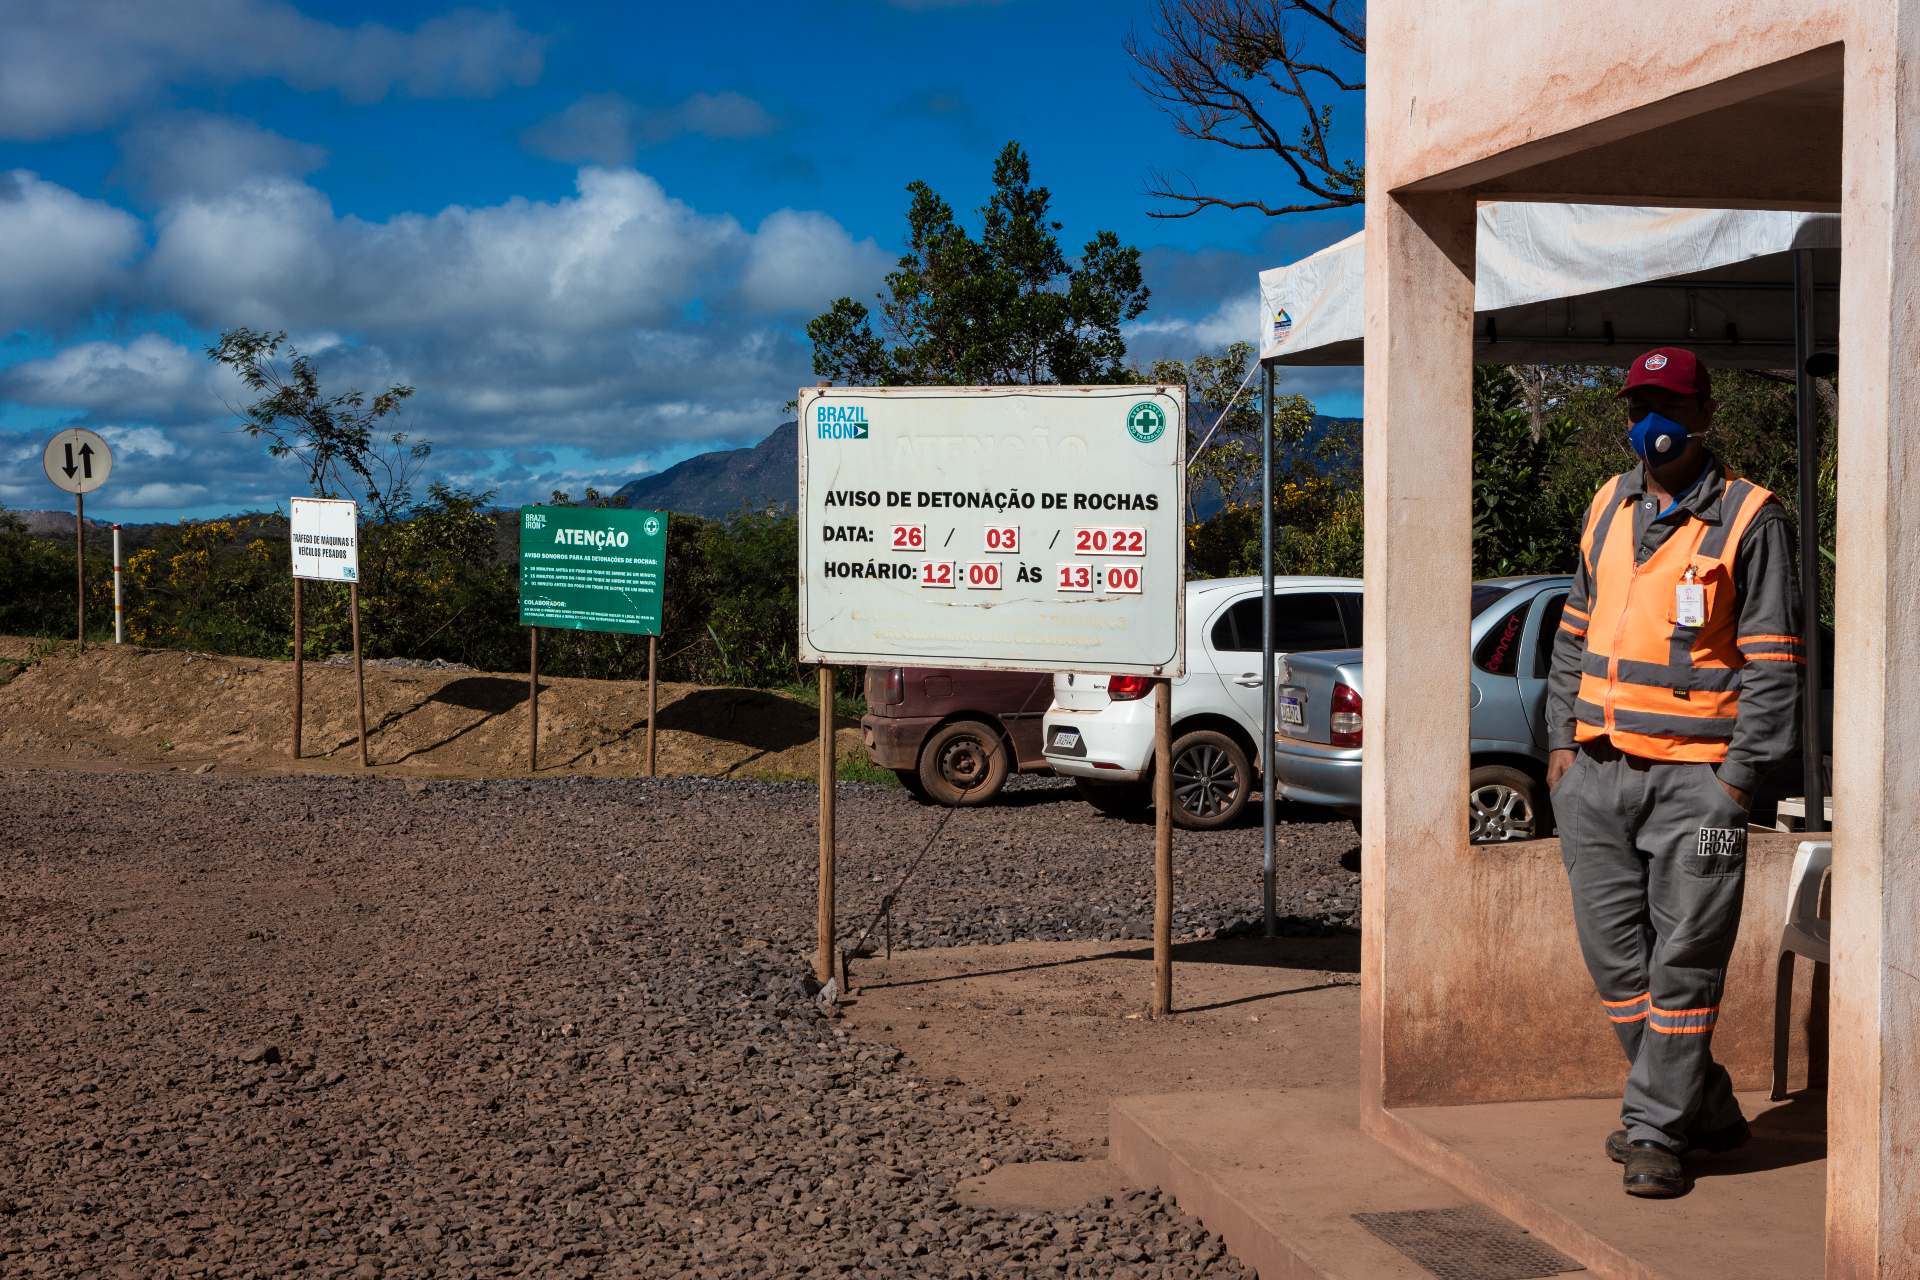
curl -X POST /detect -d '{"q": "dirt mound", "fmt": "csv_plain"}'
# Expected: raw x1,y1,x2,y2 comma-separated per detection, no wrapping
0,638,863,780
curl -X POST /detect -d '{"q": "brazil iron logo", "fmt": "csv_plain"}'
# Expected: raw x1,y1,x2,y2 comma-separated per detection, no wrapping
1126,401,1166,444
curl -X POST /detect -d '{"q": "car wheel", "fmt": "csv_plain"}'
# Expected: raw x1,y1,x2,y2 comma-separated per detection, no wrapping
916,720,1010,806
1074,777,1151,817
1169,730,1252,831
1469,764,1540,843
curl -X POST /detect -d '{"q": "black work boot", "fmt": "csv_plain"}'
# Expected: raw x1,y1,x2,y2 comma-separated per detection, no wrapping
1608,1114,1750,1164
1622,1140,1686,1198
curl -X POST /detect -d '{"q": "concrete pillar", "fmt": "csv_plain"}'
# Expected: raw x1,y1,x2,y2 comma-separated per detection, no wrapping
1827,8,1920,1275
1359,191,1477,1118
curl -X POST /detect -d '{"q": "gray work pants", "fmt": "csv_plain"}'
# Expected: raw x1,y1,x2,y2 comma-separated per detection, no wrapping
1551,742,1750,1150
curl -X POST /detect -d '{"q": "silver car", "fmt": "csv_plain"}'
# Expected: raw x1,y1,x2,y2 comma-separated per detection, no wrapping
1269,576,1574,843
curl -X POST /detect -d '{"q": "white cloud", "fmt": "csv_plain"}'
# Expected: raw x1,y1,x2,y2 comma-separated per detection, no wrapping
740,210,892,314
0,0,545,141
522,94,636,167
0,336,214,419
113,481,212,508
1125,290,1259,356
0,171,145,332
95,426,181,460
523,91,779,166
2,163,893,516
116,112,326,203
145,167,749,336
526,91,779,167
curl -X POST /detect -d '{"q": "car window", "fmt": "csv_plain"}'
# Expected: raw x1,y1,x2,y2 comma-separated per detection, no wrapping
1531,593,1568,678
1211,591,1356,653
1275,592,1349,652
1337,593,1364,646
1474,601,1529,676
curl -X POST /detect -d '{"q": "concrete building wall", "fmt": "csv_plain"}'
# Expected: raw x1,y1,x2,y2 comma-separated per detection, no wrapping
1361,1,1916,1273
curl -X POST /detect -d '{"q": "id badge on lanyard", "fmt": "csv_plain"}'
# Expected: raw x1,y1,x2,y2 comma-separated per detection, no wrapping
1676,566,1707,628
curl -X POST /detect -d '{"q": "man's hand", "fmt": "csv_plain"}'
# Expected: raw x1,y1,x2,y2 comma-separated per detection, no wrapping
1718,778,1752,810
1547,748,1576,790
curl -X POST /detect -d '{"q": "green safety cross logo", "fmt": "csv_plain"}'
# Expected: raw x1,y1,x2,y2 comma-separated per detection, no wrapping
1125,401,1167,444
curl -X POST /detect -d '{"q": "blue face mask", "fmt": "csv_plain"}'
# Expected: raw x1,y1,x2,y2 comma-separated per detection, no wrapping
1629,410,1691,463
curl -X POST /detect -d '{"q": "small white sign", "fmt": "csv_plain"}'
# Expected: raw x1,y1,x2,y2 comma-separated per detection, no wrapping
290,497,360,582
43,428,113,496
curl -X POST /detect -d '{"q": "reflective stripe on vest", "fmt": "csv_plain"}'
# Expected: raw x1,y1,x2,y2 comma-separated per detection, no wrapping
1572,474,1776,762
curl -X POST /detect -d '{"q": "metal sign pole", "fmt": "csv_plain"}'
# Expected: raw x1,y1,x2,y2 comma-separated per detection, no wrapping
817,663,837,984
1153,676,1174,1017
646,633,659,776
350,583,368,768
292,578,304,759
1792,249,1829,832
75,492,85,649
1261,362,1278,937
529,628,539,772
112,524,123,644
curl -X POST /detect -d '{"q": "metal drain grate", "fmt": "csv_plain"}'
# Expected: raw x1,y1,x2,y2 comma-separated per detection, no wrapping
1352,1206,1584,1279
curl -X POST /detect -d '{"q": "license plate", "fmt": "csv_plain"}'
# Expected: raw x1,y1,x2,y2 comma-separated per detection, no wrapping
1050,729,1081,749
1279,696,1305,728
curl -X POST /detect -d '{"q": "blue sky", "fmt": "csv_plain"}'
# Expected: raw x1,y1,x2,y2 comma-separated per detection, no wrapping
0,0,1363,521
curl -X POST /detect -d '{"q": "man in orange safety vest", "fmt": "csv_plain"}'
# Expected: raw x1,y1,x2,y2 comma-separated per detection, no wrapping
1545,347,1803,1198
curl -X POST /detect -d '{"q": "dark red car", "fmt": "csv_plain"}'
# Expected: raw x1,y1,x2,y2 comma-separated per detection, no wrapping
861,666,1054,805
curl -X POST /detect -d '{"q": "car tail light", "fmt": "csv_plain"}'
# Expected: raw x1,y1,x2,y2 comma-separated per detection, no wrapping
879,667,904,705
1330,683,1363,747
1107,675,1151,702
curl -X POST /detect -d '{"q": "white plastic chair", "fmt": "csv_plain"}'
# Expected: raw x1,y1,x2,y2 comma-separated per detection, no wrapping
1770,839,1832,1100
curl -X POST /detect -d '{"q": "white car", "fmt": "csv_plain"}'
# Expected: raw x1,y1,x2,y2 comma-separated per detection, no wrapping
1042,576,1364,830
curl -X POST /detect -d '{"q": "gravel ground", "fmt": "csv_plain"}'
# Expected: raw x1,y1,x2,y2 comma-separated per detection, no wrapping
0,767,1358,1278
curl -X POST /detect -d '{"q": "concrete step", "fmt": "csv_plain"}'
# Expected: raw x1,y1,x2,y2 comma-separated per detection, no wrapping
1110,1087,1511,1279
1112,1086,1827,1280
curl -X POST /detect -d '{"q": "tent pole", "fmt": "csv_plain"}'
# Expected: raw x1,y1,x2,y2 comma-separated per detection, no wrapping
1262,362,1277,938
1792,249,1828,832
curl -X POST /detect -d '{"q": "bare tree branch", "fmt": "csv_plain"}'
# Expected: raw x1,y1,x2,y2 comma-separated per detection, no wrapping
1128,0,1365,219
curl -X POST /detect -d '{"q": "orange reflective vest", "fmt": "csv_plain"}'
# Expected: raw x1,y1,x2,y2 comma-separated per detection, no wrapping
1564,472,1789,762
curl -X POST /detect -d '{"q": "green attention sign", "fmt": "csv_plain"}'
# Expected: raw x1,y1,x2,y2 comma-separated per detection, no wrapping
518,505,667,636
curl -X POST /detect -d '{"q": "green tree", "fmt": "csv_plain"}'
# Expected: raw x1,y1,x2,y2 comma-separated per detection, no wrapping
208,328,425,523
1149,340,1316,518
808,142,1150,386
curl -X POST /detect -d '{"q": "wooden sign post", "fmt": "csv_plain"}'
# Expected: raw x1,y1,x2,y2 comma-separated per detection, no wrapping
1153,678,1175,1017
646,634,659,776
816,663,837,986
528,628,540,771
292,579,304,759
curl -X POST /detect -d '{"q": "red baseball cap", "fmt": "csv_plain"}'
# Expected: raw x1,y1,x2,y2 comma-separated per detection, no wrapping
1619,347,1711,399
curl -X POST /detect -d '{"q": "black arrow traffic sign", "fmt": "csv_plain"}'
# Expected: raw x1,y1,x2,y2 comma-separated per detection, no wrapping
63,442,77,479
78,442,95,478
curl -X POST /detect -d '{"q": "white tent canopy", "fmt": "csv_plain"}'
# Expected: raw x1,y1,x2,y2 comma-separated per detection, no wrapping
1258,202,1839,369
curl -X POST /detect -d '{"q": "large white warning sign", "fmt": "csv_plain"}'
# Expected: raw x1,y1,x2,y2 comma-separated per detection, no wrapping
798,385,1185,676
289,497,361,583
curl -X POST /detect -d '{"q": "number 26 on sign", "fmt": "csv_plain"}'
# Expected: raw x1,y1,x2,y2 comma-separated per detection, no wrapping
891,524,926,552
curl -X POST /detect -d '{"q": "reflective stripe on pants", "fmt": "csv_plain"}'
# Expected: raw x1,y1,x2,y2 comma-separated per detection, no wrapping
1550,744,1749,1150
